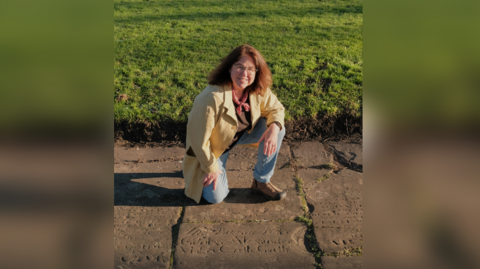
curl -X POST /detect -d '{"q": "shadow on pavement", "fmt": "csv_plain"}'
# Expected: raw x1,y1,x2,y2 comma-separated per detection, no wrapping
115,173,269,207
114,172,186,207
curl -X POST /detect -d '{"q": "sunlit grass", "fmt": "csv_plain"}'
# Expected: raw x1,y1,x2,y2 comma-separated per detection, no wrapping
114,0,362,122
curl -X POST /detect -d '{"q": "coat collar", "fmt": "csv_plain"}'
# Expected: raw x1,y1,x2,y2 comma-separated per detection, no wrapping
223,84,261,126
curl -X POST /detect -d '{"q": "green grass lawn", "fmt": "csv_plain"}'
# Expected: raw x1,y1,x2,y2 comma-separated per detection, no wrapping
114,0,362,123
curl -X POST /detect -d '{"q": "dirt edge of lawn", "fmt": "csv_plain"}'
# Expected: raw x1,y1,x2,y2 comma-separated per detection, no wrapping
114,112,362,148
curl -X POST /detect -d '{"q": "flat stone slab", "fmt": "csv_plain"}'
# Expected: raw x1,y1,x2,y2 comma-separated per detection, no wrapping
327,142,363,171
315,228,363,253
114,146,185,163
114,206,180,269
321,256,363,269
290,141,333,167
301,169,363,229
174,222,316,269
115,161,187,207
300,169,363,253
226,143,291,171
183,170,304,222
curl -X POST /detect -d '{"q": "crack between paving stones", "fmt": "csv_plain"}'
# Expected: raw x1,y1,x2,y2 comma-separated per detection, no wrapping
183,219,297,224
295,144,363,263
288,143,324,269
294,177,324,268
170,205,185,269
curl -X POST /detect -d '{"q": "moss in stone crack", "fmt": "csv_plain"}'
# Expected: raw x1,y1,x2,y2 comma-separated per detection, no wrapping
323,246,363,257
169,206,185,269
317,172,331,182
295,215,324,269
295,214,312,226
322,161,336,170
294,175,309,213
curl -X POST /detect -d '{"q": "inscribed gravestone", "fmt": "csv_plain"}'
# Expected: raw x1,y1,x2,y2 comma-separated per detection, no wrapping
114,160,185,268
175,222,316,269
114,206,180,269
302,168,363,254
300,168,363,230
183,170,303,222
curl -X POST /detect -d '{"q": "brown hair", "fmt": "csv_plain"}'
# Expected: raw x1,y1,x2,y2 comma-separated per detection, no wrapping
207,44,272,96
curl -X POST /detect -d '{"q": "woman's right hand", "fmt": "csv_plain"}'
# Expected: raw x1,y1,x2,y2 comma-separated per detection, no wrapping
202,165,223,190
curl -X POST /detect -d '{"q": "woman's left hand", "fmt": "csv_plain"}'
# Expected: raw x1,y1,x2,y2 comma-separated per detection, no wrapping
258,123,280,157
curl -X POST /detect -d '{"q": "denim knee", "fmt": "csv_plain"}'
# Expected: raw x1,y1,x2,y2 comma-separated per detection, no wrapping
278,125,286,139
203,192,227,204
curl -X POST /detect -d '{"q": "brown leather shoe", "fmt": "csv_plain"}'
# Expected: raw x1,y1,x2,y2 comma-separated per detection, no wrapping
251,179,287,200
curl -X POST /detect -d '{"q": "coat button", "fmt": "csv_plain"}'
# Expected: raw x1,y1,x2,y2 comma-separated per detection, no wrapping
231,126,236,130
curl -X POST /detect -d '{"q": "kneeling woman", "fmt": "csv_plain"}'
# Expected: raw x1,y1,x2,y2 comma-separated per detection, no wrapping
182,44,286,204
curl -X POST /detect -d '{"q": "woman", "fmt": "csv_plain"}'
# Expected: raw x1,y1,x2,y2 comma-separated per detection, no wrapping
182,44,286,204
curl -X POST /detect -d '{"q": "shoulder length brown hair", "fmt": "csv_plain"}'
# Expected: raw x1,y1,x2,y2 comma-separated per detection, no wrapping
207,44,272,96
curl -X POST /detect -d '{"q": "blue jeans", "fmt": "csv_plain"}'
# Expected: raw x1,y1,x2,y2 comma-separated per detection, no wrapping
202,117,286,204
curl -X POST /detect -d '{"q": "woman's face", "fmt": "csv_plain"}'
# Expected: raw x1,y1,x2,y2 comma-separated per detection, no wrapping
230,54,256,91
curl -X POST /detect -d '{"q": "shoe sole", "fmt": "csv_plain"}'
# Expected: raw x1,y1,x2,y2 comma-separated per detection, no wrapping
252,188,287,201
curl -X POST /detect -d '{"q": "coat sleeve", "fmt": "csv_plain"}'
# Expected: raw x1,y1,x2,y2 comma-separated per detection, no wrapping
186,93,219,175
260,87,285,130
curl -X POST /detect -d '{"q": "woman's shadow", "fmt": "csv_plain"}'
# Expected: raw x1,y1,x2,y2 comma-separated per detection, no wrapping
114,171,268,207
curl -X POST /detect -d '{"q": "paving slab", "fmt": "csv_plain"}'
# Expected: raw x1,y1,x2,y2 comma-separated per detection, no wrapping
114,160,186,268
321,256,363,269
314,227,363,253
174,222,316,269
226,143,291,171
327,142,363,171
114,206,180,269
115,161,187,207
114,146,185,163
300,168,363,253
290,141,333,167
183,170,304,222
300,168,363,229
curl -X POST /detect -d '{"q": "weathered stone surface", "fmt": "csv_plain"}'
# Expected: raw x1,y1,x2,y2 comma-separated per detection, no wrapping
114,206,180,269
115,161,186,207
298,168,331,190
174,222,316,269
302,169,363,229
290,141,333,167
226,143,291,171
114,146,185,163
183,170,303,222
114,160,185,267
315,228,363,253
327,142,363,171
321,256,363,269
302,169,363,253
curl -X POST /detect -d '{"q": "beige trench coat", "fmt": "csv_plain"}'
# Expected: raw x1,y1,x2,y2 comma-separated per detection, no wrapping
182,84,285,203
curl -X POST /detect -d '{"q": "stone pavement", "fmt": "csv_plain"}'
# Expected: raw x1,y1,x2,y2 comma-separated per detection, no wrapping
114,140,363,269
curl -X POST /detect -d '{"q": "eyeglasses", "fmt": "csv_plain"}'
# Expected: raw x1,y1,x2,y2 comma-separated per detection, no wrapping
233,64,258,74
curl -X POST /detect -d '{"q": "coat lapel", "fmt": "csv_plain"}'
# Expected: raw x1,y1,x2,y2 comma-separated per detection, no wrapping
223,84,238,126
249,90,261,124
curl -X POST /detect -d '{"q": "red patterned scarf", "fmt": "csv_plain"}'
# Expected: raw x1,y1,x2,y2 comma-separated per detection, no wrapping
232,89,250,115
